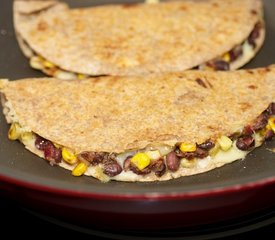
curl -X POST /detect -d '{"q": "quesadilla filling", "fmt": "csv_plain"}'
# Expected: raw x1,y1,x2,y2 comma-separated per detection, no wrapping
198,22,264,71
27,21,264,79
5,102,275,182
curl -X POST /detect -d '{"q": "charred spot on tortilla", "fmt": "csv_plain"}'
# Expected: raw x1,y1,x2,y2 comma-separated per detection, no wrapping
195,78,208,88
0,67,274,182
14,0,265,79
248,85,258,90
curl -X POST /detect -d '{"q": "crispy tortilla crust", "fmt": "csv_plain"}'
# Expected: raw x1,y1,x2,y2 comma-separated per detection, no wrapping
1,67,274,182
1,67,274,153
14,0,264,76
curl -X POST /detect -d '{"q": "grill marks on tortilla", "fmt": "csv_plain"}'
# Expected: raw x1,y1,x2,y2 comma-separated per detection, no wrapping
195,78,213,89
195,78,208,88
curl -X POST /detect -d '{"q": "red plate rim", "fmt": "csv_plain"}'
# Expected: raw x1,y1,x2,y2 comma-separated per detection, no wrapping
1,172,275,201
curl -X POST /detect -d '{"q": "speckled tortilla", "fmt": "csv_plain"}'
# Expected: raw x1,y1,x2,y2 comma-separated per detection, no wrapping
1,67,275,182
1,67,275,153
14,0,264,76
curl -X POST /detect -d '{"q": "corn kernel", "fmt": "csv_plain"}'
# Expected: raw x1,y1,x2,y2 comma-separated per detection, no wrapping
222,53,231,62
72,162,88,176
20,132,34,143
131,153,151,170
259,124,271,136
62,148,77,165
30,57,44,70
77,74,86,79
43,60,55,68
53,142,62,148
209,143,220,157
181,158,195,168
8,122,22,140
268,117,275,133
37,55,45,62
94,166,110,183
217,136,232,151
179,143,196,152
145,150,161,160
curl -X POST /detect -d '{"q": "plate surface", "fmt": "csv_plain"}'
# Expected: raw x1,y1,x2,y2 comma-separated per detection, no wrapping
0,0,274,231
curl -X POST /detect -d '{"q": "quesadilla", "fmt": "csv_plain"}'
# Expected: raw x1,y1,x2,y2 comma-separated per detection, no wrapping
14,0,265,79
0,67,274,182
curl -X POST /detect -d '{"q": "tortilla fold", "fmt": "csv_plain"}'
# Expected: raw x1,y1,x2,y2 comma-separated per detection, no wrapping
14,0,265,77
0,67,274,182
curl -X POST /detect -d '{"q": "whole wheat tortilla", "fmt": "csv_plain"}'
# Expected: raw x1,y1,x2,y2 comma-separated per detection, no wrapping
14,0,264,76
0,67,274,181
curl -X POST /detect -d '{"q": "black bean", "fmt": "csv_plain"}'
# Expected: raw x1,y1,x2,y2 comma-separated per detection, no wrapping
248,22,262,48
236,136,255,151
151,159,166,177
267,103,275,115
77,151,104,165
195,148,209,159
129,164,151,175
44,143,62,164
197,140,215,150
207,60,230,71
242,125,254,136
35,136,61,164
251,114,268,131
123,157,132,171
177,147,208,160
103,163,122,177
229,45,243,62
35,136,51,151
166,152,180,172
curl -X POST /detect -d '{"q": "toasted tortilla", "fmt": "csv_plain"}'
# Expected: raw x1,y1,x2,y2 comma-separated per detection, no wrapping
14,0,265,77
0,67,274,182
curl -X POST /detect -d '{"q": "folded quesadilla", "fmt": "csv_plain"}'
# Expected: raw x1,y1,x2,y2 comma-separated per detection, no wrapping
14,0,265,79
0,67,274,182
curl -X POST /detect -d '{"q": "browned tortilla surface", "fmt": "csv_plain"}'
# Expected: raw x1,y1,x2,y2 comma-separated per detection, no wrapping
1,67,274,154
14,0,263,76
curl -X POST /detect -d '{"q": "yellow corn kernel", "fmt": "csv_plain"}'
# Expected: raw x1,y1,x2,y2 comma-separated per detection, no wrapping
20,132,34,143
268,117,275,133
30,57,44,70
209,143,220,157
94,166,110,183
8,122,22,140
217,136,232,151
259,124,271,136
179,143,196,153
131,153,151,170
222,53,231,62
72,162,88,176
53,142,62,148
62,148,77,165
181,158,195,168
37,55,45,62
43,59,55,68
77,74,86,79
145,150,161,160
